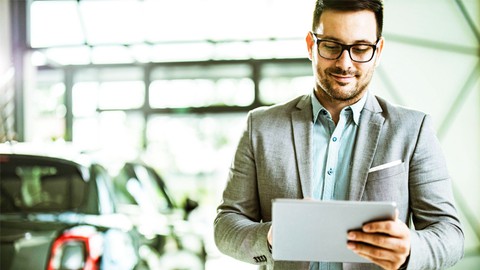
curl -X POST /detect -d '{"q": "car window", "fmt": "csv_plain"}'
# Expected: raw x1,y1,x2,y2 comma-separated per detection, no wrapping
93,164,116,214
112,169,138,205
133,165,173,212
0,155,87,213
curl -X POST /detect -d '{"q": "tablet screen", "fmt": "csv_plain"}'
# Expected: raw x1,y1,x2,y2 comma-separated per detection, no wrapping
272,199,397,263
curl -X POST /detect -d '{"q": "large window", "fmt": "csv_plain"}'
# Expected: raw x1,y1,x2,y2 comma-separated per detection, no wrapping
30,60,313,204
27,69,66,142
150,64,255,108
71,67,146,154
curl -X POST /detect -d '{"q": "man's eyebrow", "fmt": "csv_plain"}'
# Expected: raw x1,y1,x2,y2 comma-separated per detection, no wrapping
319,35,376,44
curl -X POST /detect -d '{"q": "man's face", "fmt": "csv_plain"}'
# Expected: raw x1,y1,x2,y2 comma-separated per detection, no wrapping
307,9,384,103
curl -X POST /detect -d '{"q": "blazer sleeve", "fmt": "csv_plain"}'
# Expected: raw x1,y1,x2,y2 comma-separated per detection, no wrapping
214,111,273,266
406,114,464,269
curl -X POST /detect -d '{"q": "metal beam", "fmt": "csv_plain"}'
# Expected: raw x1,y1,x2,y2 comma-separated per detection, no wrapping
384,33,478,56
455,0,480,43
10,0,28,141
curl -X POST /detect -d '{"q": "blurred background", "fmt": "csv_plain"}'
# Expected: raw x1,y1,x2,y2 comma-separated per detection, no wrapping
0,0,478,269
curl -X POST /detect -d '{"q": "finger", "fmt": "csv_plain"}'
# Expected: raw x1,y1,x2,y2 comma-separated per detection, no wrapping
363,220,409,238
348,241,403,268
267,225,273,245
348,231,407,252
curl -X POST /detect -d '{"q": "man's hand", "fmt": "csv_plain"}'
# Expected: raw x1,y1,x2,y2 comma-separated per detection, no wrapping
347,211,410,270
267,225,273,246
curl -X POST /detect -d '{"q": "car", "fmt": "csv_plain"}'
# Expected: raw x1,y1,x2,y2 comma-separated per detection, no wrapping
110,161,207,270
0,142,147,270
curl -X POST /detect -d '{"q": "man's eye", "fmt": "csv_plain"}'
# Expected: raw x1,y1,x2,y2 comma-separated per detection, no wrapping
352,46,371,54
321,42,340,50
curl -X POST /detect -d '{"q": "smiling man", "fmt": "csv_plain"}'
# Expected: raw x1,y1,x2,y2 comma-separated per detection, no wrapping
308,8,382,123
214,1,464,269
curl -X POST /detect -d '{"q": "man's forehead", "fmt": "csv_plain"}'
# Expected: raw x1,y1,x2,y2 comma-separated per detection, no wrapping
315,10,378,43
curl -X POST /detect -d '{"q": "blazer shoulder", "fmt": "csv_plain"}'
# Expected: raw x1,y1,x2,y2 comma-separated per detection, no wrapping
250,95,310,119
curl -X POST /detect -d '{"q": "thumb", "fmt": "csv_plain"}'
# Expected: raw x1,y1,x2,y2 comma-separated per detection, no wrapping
268,225,273,245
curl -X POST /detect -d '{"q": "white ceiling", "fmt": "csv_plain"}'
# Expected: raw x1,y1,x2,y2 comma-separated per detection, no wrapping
28,0,479,66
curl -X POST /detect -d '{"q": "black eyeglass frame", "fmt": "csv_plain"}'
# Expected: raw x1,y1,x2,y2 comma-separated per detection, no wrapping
310,32,380,63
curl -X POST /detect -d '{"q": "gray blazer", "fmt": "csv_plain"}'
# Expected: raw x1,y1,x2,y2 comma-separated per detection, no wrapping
214,92,464,270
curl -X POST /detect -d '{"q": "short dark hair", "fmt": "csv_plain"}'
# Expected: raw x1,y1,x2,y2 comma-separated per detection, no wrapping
312,0,384,38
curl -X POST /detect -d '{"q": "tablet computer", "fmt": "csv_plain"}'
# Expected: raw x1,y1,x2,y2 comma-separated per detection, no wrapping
271,199,397,263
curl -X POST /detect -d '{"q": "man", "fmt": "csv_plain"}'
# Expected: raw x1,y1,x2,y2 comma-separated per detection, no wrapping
214,0,464,269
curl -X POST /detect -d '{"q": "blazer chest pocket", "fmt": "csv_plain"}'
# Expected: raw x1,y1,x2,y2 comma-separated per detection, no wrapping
367,161,405,181
364,162,407,202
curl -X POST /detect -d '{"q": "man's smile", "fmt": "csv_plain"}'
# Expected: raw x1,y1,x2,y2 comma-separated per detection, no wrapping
329,72,356,84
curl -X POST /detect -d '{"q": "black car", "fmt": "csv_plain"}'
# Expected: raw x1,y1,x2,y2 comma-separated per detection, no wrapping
0,143,146,270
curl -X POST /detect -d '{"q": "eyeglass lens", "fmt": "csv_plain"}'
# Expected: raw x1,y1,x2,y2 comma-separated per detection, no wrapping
318,41,375,62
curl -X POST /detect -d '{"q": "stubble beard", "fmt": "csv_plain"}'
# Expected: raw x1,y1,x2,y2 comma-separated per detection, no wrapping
317,66,375,103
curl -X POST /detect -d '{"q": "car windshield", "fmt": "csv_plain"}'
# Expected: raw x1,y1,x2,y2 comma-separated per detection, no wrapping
113,164,174,213
0,155,88,213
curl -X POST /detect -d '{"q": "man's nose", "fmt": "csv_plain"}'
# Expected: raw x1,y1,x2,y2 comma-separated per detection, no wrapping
335,49,354,68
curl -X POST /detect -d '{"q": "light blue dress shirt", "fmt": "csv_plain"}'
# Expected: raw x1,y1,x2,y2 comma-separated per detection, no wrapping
309,91,367,270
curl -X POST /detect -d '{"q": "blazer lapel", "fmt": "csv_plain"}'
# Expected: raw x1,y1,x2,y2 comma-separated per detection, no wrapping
348,93,385,201
292,95,313,198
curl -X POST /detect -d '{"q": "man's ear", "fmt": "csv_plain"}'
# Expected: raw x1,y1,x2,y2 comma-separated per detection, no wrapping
374,37,385,67
306,32,315,61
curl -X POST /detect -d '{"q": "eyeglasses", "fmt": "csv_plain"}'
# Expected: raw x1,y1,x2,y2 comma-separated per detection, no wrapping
310,32,379,63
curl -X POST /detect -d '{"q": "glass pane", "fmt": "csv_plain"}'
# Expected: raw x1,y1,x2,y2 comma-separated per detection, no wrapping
259,63,312,104
149,79,214,108
27,70,66,142
151,64,251,80
149,78,254,108
73,111,144,158
260,77,312,104
72,117,98,150
150,64,254,108
79,0,143,45
267,0,312,39
72,82,99,117
74,67,143,82
145,113,246,201
73,80,145,114
98,81,145,110
30,1,84,48
143,0,198,43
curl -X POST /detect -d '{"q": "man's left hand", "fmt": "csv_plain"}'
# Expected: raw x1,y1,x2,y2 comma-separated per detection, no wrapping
347,212,410,270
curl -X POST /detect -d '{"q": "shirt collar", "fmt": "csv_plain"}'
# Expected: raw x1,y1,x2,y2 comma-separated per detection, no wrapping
311,90,368,125
349,92,367,125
